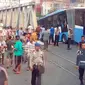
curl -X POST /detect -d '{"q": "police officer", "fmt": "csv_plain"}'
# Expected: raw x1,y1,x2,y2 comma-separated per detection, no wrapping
76,36,85,85
29,42,45,85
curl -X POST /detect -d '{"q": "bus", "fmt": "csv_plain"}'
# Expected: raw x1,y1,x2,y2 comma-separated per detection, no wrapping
38,7,85,43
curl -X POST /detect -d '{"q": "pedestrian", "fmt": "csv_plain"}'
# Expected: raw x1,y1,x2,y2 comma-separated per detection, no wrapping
76,36,85,85
13,36,23,74
28,24,33,34
54,27,60,46
39,26,45,41
0,35,6,65
30,30,38,42
0,64,8,85
26,38,35,71
49,26,54,44
6,36,14,68
43,28,50,50
67,28,73,50
29,42,45,85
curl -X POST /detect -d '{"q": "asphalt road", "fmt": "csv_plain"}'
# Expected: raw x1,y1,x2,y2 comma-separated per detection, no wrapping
7,43,81,85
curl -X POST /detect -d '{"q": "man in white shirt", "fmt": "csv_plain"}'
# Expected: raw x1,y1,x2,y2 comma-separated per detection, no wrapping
54,27,60,46
28,24,34,34
39,26,45,41
24,38,35,70
67,28,73,50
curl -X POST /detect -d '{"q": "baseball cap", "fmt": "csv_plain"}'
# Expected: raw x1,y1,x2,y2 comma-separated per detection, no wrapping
35,42,40,47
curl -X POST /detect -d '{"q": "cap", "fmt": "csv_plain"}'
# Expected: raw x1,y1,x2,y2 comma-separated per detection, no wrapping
35,42,40,47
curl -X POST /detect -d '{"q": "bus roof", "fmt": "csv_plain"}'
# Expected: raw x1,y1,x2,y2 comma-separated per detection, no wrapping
39,7,85,20
39,9,65,20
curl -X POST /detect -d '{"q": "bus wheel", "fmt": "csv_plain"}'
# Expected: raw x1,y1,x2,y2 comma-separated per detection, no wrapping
62,34,67,44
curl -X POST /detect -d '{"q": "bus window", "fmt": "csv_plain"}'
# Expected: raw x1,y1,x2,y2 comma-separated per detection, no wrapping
58,12,67,32
53,15,57,27
75,9,83,26
47,16,53,28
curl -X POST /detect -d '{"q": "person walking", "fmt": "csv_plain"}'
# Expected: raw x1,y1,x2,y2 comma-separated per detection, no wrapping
43,28,50,50
13,36,23,74
29,42,45,85
39,26,45,41
54,27,60,46
26,38,35,71
30,30,38,42
28,24,33,34
67,28,73,50
49,27,54,44
0,35,6,65
76,36,85,85
6,36,14,67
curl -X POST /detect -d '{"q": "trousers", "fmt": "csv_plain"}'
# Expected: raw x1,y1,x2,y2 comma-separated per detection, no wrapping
15,56,21,69
67,38,71,49
54,35,59,46
79,67,84,81
31,65,41,85
44,40,48,50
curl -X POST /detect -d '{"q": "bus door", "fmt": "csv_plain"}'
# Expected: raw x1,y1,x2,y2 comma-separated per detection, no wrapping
83,11,85,35
66,9,75,41
66,9,75,30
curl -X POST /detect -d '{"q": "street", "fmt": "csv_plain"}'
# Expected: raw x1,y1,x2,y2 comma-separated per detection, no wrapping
7,43,81,85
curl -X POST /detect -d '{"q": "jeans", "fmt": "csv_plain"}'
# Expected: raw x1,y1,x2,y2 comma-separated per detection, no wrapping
49,34,54,44
54,35,59,46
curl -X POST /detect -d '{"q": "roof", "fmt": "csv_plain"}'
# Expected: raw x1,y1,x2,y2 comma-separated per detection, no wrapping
39,7,85,20
39,9,65,20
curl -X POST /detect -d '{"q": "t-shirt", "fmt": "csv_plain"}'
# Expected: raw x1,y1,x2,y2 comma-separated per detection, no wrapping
43,30,50,41
31,32,38,41
14,40,23,56
28,25,33,33
6,40,15,51
0,65,8,85
50,27,54,35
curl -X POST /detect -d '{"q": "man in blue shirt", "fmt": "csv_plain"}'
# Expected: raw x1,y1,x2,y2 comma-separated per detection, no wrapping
49,27,54,44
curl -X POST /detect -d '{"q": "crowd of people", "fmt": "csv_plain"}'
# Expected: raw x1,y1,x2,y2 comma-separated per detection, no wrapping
0,23,46,85
0,20,74,85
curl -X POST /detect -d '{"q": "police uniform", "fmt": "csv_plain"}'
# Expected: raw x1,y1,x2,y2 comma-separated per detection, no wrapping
76,41,85,85
29,43,44,85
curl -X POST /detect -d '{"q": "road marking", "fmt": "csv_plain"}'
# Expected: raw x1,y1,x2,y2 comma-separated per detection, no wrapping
48,50,76,65
48,60,78,78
